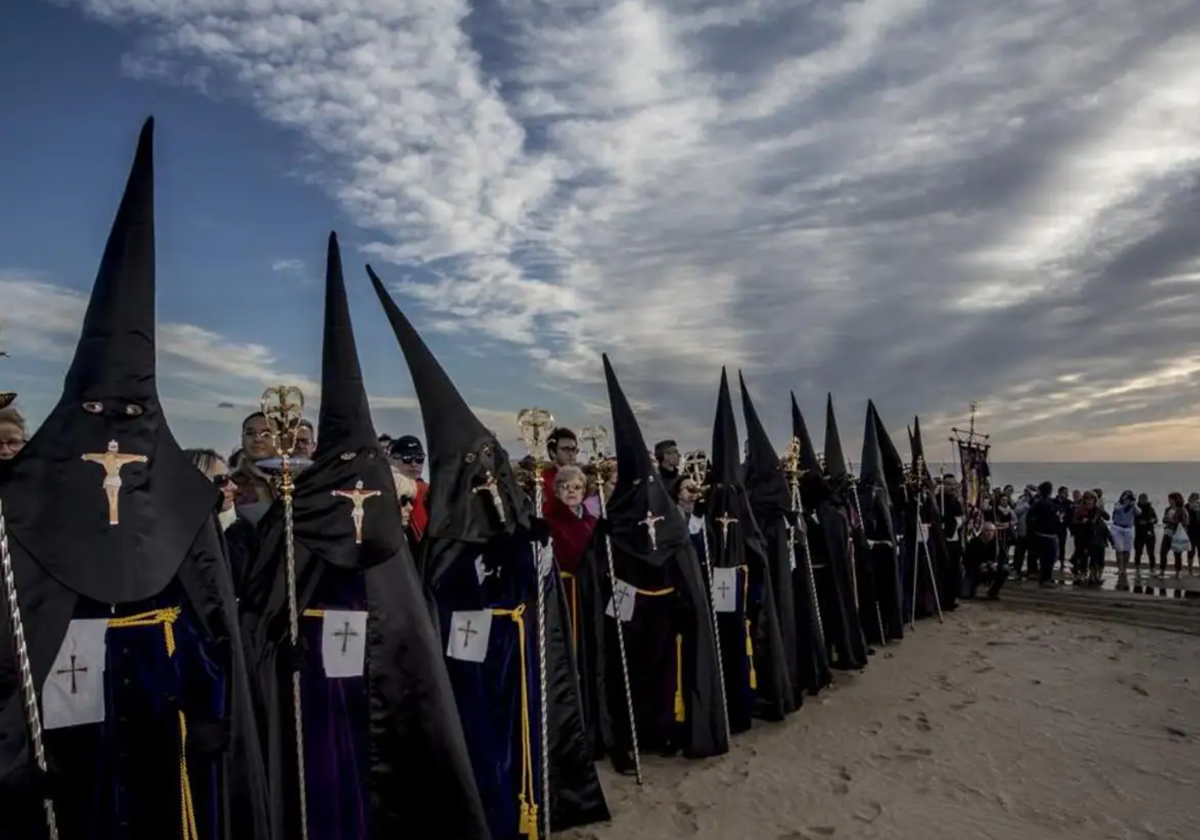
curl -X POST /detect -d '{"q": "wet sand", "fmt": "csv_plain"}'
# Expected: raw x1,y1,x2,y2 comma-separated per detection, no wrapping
564,605,1200,840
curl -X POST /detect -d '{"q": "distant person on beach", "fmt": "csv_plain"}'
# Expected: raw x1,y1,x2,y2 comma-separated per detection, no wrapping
962,521,1008,599
1054,487,1073,570
1069,491,1106,586
1134,493,1158,571
1185,493,1200,575
1027,482,1060,588
1110,491,1137,588
1159,492,1190,578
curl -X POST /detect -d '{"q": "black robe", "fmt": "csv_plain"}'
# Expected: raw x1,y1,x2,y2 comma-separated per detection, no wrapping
576,518,727,762
858,484,905,641
0,521,270,840
805,499,868,670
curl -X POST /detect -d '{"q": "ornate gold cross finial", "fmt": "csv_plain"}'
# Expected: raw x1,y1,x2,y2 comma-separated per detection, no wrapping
0,317,15,409
260,385,306,496
81,440,148,525
331,479,382,544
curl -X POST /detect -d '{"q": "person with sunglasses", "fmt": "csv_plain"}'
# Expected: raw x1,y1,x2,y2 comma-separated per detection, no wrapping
389,434,429,541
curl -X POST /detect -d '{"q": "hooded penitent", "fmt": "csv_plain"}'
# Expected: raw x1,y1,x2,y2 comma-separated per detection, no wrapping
909,417,956,615
739,372,828,697
859,401,905,641
872,405,914,619
0,119,270,840
706,369,795,725
368,266,608,839
791,394,866,671
237,234,489,840
576,356,728,768
821,395,871,660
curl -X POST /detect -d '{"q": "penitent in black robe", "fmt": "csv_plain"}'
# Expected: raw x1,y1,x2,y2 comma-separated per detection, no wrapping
576,355,727,764
239,233,488,840
0,118,269,840
370,266,608,840
804,495,868,671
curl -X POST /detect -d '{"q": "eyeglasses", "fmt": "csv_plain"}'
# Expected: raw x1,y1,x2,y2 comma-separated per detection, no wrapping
557,444,578,453
243,429,271,440
211,474,233,487
397,454,425,465
400,496,415,506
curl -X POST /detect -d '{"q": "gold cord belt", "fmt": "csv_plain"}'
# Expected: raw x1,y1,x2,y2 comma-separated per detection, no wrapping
491,604,539,840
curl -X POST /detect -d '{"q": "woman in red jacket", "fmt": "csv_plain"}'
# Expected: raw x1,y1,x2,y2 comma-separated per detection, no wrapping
545,464,596,651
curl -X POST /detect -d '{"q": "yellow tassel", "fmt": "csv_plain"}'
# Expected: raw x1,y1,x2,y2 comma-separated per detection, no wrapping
745,619,758,690
674,633,686,722
519,797,539,839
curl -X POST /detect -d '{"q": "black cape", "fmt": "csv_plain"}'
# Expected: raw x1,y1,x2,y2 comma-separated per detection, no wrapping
369,266,608,838
708,370,795,723
238,234,488,840
859,402,905,641
740,372,828,697
575,356,727,766
0,119,270,840
791,395,866,671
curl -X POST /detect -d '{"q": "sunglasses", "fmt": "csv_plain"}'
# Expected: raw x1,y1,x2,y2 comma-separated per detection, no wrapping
211,474,234,487
396,454,425,465
400,496,415,506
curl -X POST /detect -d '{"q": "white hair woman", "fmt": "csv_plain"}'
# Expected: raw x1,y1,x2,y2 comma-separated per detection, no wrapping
391,466,419,529
547,464,595,653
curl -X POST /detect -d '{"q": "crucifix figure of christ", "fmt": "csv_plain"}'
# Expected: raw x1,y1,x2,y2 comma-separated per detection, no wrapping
56,654,89,695
714,511,738,551
472,470,506,523
81,440,149,526
638,510,664,551
333,620,359,654
331,479,382,545
457,619,479,650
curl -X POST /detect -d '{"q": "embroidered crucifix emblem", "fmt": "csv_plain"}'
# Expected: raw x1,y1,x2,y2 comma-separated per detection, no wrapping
716,579,732,602
81,440,148,525
715,511,738,550
638,510,664,551
472,471,506,523
331,479,382,544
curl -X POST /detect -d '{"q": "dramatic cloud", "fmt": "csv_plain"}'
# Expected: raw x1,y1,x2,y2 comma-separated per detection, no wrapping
270,257,305,273
60,0,1200,460
0,273,515,451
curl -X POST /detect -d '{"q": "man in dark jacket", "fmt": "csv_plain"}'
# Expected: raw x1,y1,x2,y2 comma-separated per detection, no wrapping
962,522,1008,599
1027,482,1061,588
1134,493,1158,570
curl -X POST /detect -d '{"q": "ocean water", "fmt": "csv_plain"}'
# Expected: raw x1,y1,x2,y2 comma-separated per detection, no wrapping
923,462,1200,509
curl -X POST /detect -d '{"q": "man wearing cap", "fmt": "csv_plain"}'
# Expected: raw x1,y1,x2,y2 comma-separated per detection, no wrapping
390,434,430,541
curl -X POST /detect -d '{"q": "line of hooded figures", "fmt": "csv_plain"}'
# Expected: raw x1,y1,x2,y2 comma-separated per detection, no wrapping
0,121,962,840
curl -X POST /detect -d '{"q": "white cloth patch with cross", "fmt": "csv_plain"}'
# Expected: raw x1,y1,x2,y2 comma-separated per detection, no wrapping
605,579,637,623
43,618,109,731
321,610,369,678
446,610,494,663
711,567,739,613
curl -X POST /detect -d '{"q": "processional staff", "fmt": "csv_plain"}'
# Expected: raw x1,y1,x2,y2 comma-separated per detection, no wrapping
261,384,311,840
781,438,827,658
907,456,944,626
0,322,59,839
578,425,644,786
842,466,888,647
516,407,556,840
681,450,731,744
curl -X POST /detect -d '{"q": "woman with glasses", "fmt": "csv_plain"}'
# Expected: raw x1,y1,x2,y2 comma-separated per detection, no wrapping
0,405,26,461
388,435,429,541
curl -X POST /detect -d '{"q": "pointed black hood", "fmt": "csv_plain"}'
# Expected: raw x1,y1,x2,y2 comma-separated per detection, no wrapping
711,369,741,487
368,265,526,543
872,403,910,508
739,371,790,519
0,118,218,604
823,393,848,480
860,402,886,490
911,415,932,484
317,233,378,455
280,234,404,571
603,354,686,563
790,392,828,510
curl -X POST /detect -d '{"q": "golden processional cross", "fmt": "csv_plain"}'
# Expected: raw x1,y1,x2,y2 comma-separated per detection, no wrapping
81,440,148,526
331,479,382,545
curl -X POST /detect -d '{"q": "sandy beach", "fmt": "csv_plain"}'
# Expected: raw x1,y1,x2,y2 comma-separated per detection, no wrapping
564,605,1200,840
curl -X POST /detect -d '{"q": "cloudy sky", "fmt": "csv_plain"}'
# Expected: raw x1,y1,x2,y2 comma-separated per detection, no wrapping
2,0,1199,463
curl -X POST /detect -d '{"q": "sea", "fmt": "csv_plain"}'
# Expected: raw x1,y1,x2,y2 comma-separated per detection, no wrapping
917,462,1200,509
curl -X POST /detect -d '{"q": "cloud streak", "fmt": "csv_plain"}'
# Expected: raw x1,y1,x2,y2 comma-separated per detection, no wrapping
58,0,1200,460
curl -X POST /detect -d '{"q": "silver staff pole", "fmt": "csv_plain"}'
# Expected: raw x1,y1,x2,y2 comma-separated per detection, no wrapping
783,439,827,655
517,408,556,837
579,426,643,786
846,474,887,646
262,385,310,840
682,451,731,745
